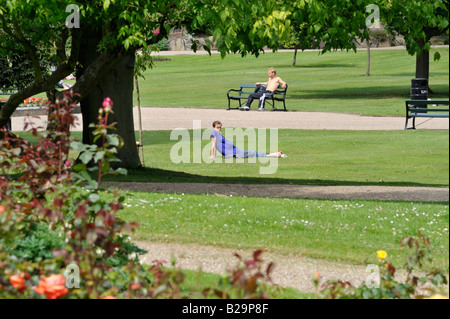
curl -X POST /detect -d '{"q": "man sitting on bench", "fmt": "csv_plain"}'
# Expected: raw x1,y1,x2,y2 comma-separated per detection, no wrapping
240,67,287,111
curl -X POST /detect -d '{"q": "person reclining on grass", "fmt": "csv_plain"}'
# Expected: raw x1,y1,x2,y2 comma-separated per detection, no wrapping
240,67,287,111
209,120,288,159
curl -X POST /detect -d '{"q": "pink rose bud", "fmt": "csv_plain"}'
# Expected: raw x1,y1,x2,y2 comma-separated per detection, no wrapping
65,160,71,167
102,97,113,112
153,28,160,36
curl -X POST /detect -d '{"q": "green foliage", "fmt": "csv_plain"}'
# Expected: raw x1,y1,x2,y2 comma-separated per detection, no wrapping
155,39,170,52
3,223,64,262
284,0,371,53
71,99,126,190
191,0,292,57
379,0,449,57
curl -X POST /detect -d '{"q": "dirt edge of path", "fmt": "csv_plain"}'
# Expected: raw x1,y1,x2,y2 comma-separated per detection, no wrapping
103,182,450,202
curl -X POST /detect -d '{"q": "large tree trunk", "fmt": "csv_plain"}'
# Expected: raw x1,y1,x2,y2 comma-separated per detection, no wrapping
415,38,430,80
78,30,141,168
292,46,298,67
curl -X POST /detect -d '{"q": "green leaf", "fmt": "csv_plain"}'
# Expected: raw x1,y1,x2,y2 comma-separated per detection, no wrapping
438,19,449,30
107,135,120,147
94,151,106,162
433,51,441,61
88,193,100,202
72,163,87,172
79,151,93,164
114,168,127,175
314,23,322,33
103,0,110,11
70,141,86,152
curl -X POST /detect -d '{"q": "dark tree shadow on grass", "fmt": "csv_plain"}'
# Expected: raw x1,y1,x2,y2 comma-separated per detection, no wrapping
102,167,447,188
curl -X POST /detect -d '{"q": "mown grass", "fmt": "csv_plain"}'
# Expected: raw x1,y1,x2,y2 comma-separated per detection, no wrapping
111,129,448,187
116,192,449,272
14,129,449,187
136,47,449,116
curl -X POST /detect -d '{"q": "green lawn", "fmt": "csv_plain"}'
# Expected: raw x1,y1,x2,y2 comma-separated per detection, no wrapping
136,47,449,116
99,129,450,187
15,129,449,187
117,192,449,272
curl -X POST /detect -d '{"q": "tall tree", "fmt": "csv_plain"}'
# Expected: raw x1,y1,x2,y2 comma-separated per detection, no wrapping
379,0,449,85
0,0,181,167
0,0,291,168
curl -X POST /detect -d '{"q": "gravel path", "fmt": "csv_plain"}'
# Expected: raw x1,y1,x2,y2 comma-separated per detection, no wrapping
11,106,449,131
134,241,411,294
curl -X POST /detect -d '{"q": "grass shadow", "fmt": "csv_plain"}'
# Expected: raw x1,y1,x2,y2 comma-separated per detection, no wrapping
102,167,448,188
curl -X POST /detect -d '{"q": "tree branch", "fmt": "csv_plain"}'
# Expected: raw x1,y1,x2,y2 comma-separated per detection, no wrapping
11,18,43,82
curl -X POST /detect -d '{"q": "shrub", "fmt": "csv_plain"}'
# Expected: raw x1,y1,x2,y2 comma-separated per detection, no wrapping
155,39,170,51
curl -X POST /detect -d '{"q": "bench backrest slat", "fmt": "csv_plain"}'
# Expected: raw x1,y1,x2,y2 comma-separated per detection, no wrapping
239,84,287,93
406,100,449,106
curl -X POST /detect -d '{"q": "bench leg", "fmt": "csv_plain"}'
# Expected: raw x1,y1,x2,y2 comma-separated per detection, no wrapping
405,117,416,130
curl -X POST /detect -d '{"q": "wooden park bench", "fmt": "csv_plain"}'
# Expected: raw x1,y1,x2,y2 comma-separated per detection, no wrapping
227,84,288,111
404,99,449,130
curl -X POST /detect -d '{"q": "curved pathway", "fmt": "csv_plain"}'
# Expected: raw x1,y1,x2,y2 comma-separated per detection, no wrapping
11,106,449,131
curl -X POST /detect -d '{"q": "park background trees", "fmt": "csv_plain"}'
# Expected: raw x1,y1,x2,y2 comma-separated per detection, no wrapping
282,0,448,82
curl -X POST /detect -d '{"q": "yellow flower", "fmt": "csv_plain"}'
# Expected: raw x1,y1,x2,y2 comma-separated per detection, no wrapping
377,250,387,260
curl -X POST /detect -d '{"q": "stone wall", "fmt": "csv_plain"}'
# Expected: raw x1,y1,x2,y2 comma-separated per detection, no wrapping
167,27,215,51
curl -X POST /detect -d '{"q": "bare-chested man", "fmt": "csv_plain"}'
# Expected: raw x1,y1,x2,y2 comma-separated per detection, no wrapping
240,67,287,111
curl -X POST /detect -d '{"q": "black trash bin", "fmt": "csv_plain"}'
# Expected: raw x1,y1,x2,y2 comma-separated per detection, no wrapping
411,78,428,113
